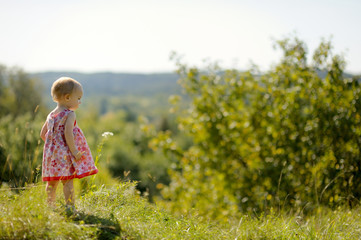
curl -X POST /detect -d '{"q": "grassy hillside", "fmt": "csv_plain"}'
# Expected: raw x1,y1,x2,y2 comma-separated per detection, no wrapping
1,181,361,239
0,182,227,239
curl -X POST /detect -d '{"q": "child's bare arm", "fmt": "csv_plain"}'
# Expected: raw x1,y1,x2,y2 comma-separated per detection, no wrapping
40,121,48,141
64,112,83,161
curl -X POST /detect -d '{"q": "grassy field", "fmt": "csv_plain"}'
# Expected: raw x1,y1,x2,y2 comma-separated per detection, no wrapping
1,181,361,239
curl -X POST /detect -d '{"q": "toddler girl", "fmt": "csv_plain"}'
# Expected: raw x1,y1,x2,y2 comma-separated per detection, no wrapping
40,77,98,211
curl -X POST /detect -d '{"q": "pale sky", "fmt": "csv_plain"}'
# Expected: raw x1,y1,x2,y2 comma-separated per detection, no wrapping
1,0,360,74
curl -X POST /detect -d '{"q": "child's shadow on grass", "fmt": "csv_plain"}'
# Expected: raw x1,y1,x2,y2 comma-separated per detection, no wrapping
69,211,122,240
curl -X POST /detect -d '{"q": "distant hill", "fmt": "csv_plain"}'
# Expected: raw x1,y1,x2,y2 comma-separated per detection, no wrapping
31,72,182,98
32,70,360,100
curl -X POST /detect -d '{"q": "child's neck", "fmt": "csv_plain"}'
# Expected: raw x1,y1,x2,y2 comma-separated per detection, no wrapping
56,103,69,112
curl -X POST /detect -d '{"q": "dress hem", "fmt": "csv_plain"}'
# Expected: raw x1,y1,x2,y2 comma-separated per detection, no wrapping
42,169,98,181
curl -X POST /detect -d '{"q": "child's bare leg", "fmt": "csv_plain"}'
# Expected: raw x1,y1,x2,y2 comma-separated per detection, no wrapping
62,179,75,206
46,181,59,207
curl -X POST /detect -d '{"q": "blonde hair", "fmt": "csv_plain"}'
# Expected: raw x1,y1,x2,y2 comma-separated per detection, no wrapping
51,77,82,101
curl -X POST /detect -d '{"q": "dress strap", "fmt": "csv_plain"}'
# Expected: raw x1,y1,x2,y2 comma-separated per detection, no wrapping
47,114,55,134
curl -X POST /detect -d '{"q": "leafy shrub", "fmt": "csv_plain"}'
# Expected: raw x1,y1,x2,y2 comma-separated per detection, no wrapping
151,37,361,220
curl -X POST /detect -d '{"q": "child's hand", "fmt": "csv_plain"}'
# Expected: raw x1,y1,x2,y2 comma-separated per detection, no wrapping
74,151,85,161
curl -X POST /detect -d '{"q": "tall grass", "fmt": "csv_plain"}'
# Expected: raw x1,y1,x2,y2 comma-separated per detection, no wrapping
1,180,361,239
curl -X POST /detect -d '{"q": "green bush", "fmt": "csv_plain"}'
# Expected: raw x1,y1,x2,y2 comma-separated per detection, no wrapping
152,37,361,220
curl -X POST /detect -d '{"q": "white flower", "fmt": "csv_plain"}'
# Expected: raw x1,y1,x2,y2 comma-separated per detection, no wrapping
102,132,114,138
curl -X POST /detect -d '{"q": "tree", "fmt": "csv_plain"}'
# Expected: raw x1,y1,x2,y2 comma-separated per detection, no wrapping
0,65,44,117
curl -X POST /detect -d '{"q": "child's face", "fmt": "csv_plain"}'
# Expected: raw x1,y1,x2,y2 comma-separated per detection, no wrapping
66,85,83,110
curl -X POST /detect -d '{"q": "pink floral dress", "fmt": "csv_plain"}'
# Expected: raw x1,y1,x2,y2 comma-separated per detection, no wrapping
42,109,98,181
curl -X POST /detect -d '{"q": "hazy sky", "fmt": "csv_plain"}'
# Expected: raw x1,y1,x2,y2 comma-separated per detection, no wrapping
1,0,360,73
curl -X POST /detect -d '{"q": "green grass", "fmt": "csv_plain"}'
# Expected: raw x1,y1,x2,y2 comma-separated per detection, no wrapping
1,181,361,239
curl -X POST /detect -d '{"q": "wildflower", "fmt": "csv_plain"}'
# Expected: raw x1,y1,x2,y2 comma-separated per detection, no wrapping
101,132,114,138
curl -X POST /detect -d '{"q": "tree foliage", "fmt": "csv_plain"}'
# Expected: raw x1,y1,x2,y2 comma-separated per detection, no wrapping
151,37,361,220
0,65,43,117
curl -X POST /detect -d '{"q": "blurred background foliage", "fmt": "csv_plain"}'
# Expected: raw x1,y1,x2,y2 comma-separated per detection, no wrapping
1,36,361,222
0,65,46,187
0,65,177,196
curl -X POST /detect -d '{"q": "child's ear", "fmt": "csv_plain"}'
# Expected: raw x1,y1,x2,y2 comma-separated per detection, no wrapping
64,94,71,101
